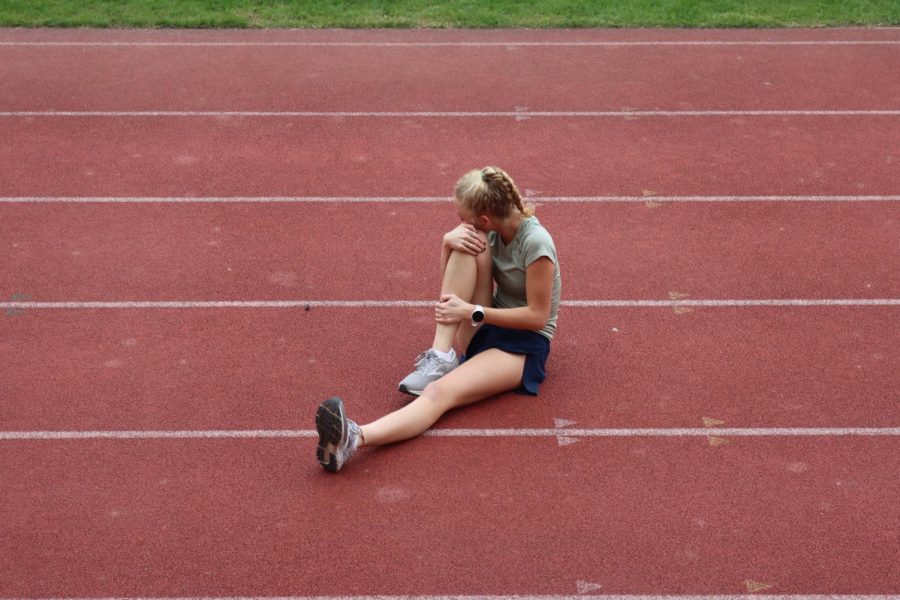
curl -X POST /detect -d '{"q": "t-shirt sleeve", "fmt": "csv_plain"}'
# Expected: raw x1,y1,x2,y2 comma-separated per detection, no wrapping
522,228,557,267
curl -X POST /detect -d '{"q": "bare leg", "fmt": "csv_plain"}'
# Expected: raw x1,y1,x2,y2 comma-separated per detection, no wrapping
431,249,477,353
454,241,494,353
432,230,493,353
361,349,525,446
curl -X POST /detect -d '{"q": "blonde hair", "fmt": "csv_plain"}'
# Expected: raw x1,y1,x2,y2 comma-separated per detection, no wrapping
454,166,535,219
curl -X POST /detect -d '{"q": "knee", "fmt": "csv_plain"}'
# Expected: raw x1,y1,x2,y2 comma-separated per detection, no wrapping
420,380,442,403
448,247,478,266
420,379,454,410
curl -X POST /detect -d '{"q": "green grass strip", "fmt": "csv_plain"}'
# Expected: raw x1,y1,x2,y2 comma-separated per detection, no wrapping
2,0,900,28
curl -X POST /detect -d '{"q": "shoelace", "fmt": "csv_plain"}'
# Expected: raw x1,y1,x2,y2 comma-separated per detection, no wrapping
418,351,449,376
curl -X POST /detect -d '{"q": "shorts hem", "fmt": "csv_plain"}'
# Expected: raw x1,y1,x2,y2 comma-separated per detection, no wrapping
462,324,550,396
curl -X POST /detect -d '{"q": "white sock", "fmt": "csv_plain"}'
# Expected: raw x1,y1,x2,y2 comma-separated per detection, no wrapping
432,347,456,362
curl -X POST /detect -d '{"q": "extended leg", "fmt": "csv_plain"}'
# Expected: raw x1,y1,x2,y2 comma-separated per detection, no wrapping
363,349,525,446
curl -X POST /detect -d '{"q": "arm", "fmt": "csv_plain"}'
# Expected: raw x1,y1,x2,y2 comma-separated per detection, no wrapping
482,257,554,330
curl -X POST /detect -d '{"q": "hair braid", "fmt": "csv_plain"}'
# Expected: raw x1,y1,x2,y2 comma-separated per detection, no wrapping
454,166,536,218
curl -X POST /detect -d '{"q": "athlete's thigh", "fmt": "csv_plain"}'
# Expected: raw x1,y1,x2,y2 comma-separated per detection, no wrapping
435,348,526,410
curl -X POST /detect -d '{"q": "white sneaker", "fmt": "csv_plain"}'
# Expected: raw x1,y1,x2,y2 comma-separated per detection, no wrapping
397,349,459,396
315,396,360,473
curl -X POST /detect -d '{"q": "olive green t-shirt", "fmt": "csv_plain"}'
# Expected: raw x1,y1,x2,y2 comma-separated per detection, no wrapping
488,216,561,341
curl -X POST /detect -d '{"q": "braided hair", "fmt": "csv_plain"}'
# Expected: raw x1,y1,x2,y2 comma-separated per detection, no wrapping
454,166,535,218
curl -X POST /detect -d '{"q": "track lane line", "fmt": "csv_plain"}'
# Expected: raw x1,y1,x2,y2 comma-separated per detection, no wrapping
2,597,898,600
3,40,900,46
2,300,899,310
3,195,900,203
3,110,900,117
1,597,899,600
3,428,900,440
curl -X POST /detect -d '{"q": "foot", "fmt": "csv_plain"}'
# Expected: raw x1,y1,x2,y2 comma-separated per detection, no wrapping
315,396,361,473
398,349,459,396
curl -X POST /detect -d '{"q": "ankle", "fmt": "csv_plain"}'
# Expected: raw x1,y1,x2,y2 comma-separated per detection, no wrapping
431,347,456,362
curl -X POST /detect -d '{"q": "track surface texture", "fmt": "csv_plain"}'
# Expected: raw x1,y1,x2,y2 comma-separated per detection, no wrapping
1,27,899,599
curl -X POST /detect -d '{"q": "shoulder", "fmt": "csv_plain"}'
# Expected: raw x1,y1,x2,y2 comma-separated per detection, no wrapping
520,217,556,248
519,217,558,267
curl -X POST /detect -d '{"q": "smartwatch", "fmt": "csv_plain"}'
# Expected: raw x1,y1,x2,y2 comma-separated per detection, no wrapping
471,304,485,327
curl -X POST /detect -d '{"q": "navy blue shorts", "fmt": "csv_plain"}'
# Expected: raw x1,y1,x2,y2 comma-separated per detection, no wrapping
462,324,551,396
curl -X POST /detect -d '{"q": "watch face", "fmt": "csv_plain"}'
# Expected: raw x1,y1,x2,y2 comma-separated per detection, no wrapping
473,309,485,322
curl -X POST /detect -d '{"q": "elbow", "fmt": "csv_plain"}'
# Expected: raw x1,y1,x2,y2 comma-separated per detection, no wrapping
531,310,550,331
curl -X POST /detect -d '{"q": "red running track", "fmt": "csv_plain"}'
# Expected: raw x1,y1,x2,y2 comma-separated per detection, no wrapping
2,436,899,596
2,115,900,197
3,43,900,112
2,27,899,599
1,202,899,301
1,307,898,431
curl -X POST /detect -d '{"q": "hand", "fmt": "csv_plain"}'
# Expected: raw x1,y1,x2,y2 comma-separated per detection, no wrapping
435,294,472,325
443,224,486,255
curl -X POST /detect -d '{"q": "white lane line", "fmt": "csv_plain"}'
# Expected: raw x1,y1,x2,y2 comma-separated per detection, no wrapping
2,597,898,600
0,196,456,203
0,597,898,600
2,40,900,46
0,300,437,309
564,299,900,307
427,428,900,437
1,430,318,440
1,300,899,310
2,110,899,117
3,195,900,204
4,428,900,440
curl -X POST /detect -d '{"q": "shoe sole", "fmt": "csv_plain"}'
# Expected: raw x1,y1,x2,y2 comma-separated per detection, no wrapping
398,384,423,396
398,367,458,397
315,396,345,473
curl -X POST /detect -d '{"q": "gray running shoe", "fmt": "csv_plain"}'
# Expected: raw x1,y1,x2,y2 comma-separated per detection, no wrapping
398,349,459,396
315,396,360,473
